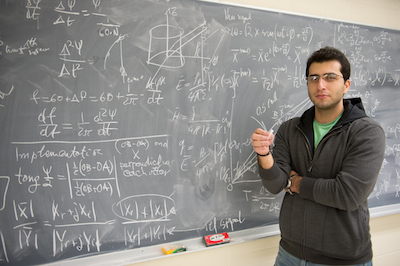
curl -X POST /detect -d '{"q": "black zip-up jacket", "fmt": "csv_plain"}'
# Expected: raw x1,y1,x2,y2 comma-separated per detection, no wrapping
258,98,386,265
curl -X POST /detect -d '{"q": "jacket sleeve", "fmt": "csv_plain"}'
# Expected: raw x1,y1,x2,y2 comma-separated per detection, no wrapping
258,121,293,194
300,120,386,211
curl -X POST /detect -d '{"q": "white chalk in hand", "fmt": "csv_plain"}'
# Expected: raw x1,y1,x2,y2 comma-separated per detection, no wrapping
269,129,274,140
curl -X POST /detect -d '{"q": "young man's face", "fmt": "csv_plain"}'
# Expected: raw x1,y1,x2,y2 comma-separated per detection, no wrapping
307,60,350,112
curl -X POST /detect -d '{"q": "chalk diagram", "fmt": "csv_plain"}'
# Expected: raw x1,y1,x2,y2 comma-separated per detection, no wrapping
102,8,314,191
147,23,185,69
103,10,211,83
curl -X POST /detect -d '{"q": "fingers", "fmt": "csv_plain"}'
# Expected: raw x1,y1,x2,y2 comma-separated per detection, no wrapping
254,128,268,136
252,129,274,142
289,170,298,177
251,128,274,153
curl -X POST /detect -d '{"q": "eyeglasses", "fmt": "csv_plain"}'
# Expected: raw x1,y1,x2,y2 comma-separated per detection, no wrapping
306,73,344,83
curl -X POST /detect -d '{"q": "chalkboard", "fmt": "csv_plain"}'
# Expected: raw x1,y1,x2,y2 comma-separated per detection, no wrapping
0,0,399,265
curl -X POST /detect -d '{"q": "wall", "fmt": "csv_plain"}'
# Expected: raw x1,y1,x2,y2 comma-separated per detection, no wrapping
126,0,400,265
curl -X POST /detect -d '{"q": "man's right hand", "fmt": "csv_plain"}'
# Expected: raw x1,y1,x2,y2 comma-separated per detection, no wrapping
251,128,274,156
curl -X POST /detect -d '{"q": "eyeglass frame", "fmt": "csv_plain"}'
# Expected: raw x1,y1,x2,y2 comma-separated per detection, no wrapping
306,73,345,84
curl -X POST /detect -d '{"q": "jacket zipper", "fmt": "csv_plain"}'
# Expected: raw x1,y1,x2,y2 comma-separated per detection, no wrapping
296,124,347,259
296,125,313,173
296,126,313,259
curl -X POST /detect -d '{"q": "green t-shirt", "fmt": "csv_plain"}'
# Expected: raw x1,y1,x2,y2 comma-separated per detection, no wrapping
313,112,343,150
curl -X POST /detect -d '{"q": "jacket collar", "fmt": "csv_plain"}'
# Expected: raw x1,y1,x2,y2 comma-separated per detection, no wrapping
297,97,368,150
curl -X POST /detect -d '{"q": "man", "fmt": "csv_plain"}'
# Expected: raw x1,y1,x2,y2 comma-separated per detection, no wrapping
251,46,385,265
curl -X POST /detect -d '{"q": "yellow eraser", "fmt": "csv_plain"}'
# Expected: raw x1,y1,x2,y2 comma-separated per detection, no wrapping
161,245,187,255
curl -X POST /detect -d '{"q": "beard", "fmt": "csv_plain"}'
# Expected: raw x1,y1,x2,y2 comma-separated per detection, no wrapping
311,95,343,111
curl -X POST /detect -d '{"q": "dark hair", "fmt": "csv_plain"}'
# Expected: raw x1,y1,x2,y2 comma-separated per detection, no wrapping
305,46,351,81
